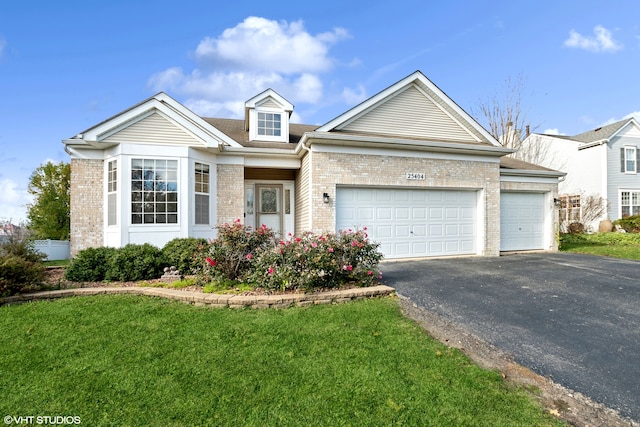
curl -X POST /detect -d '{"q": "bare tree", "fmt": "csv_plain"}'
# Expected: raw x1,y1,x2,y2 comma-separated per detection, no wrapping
471,75,555,166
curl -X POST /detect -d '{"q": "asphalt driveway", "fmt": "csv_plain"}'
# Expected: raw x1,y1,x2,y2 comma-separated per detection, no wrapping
382,252,640,422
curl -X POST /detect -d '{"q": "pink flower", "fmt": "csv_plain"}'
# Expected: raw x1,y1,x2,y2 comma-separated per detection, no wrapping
351,241,357,246
246,253,253,260
348,265,353,271
363,227,368,231
328,247,334,253
311,242,317,248
205,257,216,267
235,218,241,223
367,270,373,276
287,232,292,237
295,237,301,243
261,223,267,229
268,267,274,275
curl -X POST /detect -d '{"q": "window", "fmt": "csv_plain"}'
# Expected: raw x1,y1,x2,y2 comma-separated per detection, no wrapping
621,191,640,217
131,159,178,224
559,195,581,223
194,162,209,225
257,112,281,137
107,160,117,226
623,146,637,173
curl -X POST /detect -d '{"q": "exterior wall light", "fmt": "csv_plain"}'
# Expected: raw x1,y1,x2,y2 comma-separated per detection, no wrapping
323,192,330,204
553,197,561,206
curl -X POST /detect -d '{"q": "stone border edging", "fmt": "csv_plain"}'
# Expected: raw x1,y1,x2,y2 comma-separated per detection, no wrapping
0,285,396,309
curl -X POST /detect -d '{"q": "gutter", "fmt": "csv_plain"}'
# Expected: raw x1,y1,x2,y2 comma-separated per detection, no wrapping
500,169,566,178
296,132,515,157
578,139,608,150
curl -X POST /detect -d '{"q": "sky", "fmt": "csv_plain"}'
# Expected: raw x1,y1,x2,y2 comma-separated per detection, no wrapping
1,0,639,223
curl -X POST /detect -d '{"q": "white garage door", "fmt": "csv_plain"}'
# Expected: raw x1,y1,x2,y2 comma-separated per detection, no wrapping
336,187,477,259
500,192,544,251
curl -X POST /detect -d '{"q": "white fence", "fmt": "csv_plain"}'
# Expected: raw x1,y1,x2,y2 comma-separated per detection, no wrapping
33,240,70,261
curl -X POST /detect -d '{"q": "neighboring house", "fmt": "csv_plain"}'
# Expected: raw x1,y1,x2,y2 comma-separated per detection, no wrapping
524,118,640,230
63,70,564,259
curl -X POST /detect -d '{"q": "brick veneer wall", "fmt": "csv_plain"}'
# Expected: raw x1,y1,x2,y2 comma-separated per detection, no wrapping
216,164,244,225
309,151,502,256
70,158,104,256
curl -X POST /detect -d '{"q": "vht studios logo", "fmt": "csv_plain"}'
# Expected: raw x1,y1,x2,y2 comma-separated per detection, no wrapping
4,415,81,425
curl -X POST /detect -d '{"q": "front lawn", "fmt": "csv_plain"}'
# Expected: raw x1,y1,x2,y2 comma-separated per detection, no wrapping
560,232,640,260
0,296,562,426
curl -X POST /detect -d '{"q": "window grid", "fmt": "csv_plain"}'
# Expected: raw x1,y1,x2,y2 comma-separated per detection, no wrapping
194,162,209,225
625,147,637,173
621,191,640,217
257,112,282,136
107,160,117,226
131,159,178,224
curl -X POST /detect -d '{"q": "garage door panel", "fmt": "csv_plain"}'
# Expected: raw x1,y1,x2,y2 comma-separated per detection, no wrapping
337,188,477,259
500,193,544,251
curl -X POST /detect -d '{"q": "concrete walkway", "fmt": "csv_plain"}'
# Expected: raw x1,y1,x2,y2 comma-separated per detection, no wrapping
0,285,395,309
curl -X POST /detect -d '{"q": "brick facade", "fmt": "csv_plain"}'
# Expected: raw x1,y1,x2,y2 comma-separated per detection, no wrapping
70,158,104,256
307,151,502,255
216,164,244,225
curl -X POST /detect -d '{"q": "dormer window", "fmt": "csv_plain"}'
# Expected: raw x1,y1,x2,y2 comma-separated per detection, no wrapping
258,112,282,137
245,89,293,143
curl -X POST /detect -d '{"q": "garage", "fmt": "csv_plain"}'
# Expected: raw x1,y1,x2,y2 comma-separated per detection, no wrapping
336,187,477,259
500,192,544,251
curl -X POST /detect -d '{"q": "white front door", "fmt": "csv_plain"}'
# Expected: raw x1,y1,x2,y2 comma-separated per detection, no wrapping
256,184,282,234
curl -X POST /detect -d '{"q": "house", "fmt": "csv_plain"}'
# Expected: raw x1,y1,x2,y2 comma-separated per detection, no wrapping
63,70,564,259
523,117,640,230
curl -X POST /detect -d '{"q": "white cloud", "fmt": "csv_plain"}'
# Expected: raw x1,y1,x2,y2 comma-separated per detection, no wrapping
623,111,640,121
564,25,622,53
543,128,565,135
149,17,351,118
341,84,367,105
0,178,31,223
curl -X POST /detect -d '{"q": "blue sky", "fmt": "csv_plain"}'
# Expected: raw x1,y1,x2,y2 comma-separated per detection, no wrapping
1,0,639,223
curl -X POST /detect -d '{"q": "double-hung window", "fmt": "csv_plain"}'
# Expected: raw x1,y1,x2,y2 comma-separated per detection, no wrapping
621,190,640,217
131,159,178,224
623,146,637,173
194,163,210,225
107,160,117,226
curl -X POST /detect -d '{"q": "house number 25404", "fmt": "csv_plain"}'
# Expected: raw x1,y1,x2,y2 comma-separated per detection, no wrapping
406,172,425,180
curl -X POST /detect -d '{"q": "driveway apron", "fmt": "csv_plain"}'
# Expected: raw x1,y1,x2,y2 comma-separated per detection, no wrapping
382,253,640,422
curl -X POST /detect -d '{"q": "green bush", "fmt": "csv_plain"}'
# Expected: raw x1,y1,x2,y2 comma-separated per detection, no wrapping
613,215,640,233
65,246,117,282
0,255,46,297
0,235,47,297
244,229,383,291
0,235,46,263
105,243,165,282
162,237,208,275
199,220,275,283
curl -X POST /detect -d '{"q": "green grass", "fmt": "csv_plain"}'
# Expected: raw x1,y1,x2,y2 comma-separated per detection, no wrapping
0,296,562,426
560,232,640,260
43,259,69,267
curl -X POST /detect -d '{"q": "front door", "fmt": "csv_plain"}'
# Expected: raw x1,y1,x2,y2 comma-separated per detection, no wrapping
256,184,283,234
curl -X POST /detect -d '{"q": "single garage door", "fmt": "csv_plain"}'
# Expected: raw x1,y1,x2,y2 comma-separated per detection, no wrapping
500,192,544,251
336,187,477,259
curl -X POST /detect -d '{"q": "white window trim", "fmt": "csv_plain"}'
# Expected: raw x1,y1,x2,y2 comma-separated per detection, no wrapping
249,108,289,142
624,146,637,174
619,188,640,218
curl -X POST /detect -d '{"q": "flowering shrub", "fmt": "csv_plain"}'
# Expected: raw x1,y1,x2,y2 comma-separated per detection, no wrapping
199,220,275,284
244,228,383,291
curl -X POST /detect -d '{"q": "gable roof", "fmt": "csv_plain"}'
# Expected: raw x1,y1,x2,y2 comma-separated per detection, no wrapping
538,117,640,145
316,70,502,147
64,92,242,149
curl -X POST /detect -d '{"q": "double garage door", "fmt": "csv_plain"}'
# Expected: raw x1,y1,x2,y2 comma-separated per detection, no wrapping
336,188,546,259
336,187,477,259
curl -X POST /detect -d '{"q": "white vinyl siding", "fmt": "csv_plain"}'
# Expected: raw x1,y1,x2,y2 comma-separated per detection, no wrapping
295,153,311,232
341,85,480,143
103,112,202,146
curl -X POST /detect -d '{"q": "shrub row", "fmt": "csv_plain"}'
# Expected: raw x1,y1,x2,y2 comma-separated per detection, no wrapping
65,238,207,283
0,236,47,297
199,220,384,291
613,215,640,233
